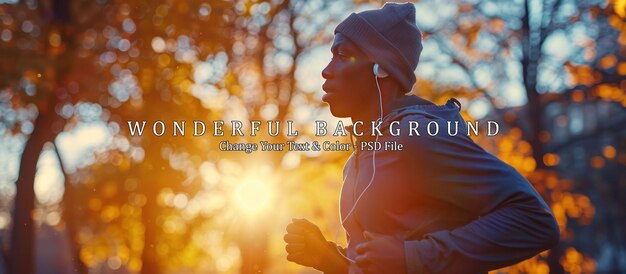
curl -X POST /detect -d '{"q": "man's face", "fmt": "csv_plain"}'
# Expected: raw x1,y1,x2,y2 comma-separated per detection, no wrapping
321,33,377,118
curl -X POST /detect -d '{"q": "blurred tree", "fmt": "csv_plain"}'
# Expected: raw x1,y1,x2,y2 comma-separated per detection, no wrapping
2,0,351,273
1,0,234,273
1,0,77,272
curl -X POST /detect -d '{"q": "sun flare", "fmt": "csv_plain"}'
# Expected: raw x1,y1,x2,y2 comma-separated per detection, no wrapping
233,178,275,216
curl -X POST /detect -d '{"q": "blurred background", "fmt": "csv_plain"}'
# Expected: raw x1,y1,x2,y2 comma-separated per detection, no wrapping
0,0,624,273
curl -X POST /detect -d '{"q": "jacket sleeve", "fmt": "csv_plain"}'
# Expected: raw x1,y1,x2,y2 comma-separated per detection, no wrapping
399,117,560,274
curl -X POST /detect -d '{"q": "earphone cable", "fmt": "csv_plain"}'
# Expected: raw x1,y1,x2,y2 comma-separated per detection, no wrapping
333,74,384,264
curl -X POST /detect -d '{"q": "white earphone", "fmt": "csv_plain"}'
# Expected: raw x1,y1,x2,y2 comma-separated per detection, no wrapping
334,63,386,263
373,63,389,78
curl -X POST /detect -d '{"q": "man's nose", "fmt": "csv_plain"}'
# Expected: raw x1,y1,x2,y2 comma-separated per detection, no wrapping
322,63,333,79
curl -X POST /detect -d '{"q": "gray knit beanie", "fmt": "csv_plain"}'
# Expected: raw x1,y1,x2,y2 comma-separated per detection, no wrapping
335,2,422,93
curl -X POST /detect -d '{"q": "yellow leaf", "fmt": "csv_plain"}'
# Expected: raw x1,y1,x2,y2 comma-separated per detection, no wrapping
615,0,626,18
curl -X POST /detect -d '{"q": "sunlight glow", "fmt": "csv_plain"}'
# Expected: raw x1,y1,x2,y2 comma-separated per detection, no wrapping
233,178,275,216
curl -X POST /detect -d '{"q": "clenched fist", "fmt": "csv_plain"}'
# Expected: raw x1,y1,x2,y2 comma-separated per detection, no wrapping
284,218,348,273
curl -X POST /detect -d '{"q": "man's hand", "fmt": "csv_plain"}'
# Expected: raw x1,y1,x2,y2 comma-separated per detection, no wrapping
355,231,407,274
284,218,348,273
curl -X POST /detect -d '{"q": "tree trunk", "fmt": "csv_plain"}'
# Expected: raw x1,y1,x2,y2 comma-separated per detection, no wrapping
522,1,560,272
9,0,75,271
9,101,60,274
521,0,546,170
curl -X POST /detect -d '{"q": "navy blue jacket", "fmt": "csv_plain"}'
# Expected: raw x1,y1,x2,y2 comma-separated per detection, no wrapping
339,96,560,274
